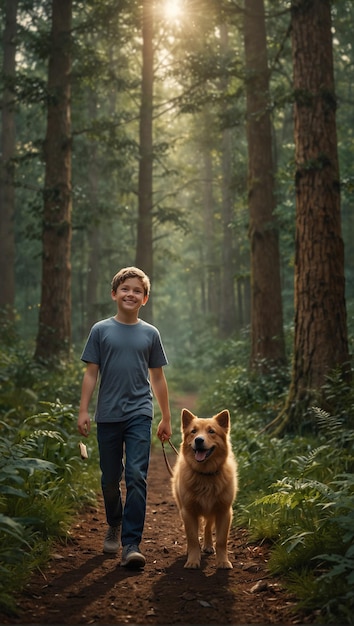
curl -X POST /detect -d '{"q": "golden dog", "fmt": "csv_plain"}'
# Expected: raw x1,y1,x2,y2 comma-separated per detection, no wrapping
171,408,238,569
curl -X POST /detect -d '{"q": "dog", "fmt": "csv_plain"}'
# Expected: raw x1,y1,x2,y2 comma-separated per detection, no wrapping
171,408,238,569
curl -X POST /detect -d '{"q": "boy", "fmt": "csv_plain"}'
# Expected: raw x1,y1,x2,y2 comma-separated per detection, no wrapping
78,266,172,569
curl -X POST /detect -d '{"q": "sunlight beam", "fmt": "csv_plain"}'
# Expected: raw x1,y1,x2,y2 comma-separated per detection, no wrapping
163,0,183,23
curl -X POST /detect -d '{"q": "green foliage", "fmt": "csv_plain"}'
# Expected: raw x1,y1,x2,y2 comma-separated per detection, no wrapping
194,331,291,427
235,405,354,623
0,339,99,615
0,514,37,614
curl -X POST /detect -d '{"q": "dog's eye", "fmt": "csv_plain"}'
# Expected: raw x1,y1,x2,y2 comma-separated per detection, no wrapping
191,428,197,434
208,428,215,434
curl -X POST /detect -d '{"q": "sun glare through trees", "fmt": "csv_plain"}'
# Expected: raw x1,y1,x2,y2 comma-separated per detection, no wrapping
162,0,183,23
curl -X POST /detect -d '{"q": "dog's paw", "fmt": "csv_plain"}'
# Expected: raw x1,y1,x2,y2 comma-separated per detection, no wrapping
216,559,233,569
184,558,201,568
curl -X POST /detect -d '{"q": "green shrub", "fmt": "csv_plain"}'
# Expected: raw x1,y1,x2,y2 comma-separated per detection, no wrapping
0,339,100,614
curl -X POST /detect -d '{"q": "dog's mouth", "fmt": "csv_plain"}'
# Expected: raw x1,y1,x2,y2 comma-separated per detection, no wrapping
194,446,215,462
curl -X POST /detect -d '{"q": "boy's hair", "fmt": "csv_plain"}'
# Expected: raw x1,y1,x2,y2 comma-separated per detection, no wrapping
111,266,151,296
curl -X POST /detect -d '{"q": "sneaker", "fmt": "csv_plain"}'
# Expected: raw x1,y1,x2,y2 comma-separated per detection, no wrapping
120,544,146,569
103,526,120,554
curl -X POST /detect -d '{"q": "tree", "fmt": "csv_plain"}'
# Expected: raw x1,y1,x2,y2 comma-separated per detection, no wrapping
219,22,237,339
85,92,101,331
0,0,18,318
35,0,72,361
274,0,351,432
136,0,154,322
202,145,219,319
244,0,286,371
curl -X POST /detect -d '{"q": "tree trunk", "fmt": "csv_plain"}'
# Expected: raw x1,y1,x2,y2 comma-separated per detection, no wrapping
35,0,72,361
86,181,101,331
86,91,100,331
0,0,18,318
219,23,236,339
136,0,154,323
244,0,286,371
203,150,219,319
274,0,351,432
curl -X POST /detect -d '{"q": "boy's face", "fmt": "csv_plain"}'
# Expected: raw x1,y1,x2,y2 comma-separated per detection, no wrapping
111,277,149,316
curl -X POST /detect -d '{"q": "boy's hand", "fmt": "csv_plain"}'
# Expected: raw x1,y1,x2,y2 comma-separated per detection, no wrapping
78,411,91,437
156,417,172,442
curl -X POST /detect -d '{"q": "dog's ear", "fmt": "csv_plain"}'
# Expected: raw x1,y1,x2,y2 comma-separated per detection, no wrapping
214,409,230,431
181,408,196,430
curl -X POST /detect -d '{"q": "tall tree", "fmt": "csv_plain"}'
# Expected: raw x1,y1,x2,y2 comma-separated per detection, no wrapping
136,0,154,322
35,0,72,361
244,0,286,371
86,96,101,331
275,0,351,432
219,22,237,339
202,147,219,319
0,0,18,317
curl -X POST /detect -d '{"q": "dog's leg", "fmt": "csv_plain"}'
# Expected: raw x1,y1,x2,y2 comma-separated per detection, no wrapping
182,510,201,568
215,507,233,569
202,516,215,554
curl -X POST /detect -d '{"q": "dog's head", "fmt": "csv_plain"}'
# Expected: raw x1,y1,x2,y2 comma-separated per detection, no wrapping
180,408,231,469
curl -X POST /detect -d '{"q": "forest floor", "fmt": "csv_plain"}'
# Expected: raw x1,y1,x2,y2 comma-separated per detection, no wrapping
0,395,320,626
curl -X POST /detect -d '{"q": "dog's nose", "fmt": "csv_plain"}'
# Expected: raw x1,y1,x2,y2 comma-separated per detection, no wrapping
194,436,205,448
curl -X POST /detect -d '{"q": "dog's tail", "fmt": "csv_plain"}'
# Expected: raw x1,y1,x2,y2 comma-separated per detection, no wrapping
162,439,179,476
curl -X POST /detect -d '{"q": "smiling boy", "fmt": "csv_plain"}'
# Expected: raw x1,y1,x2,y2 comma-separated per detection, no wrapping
78,266,172,568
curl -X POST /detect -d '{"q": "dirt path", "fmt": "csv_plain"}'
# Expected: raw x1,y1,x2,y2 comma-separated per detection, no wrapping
0,446,316,626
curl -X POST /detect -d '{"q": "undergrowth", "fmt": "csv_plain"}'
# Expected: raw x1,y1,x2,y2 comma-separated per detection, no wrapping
1,323,354,624
193,338,354,625
0,332,100,615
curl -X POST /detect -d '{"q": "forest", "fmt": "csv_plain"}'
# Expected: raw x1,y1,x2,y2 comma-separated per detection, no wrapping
0,0,354,623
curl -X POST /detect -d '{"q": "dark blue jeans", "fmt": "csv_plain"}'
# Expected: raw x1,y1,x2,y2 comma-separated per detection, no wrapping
97,415,152,547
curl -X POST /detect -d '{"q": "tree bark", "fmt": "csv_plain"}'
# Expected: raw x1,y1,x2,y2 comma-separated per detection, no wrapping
219,23,236,339
0,0,18,317
244,0,286,371
136,0,154,323
86,91,101,332
203,149,219,320
273,0,351,432
35,0,72,361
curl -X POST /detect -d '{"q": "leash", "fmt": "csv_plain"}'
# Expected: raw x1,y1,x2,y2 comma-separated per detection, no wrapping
161,438,179,476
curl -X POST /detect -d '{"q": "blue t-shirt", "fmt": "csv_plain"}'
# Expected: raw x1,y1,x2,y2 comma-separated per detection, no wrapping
81,317,168,422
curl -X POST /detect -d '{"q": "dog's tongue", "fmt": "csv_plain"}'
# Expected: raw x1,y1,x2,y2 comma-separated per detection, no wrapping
195,450,207,462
